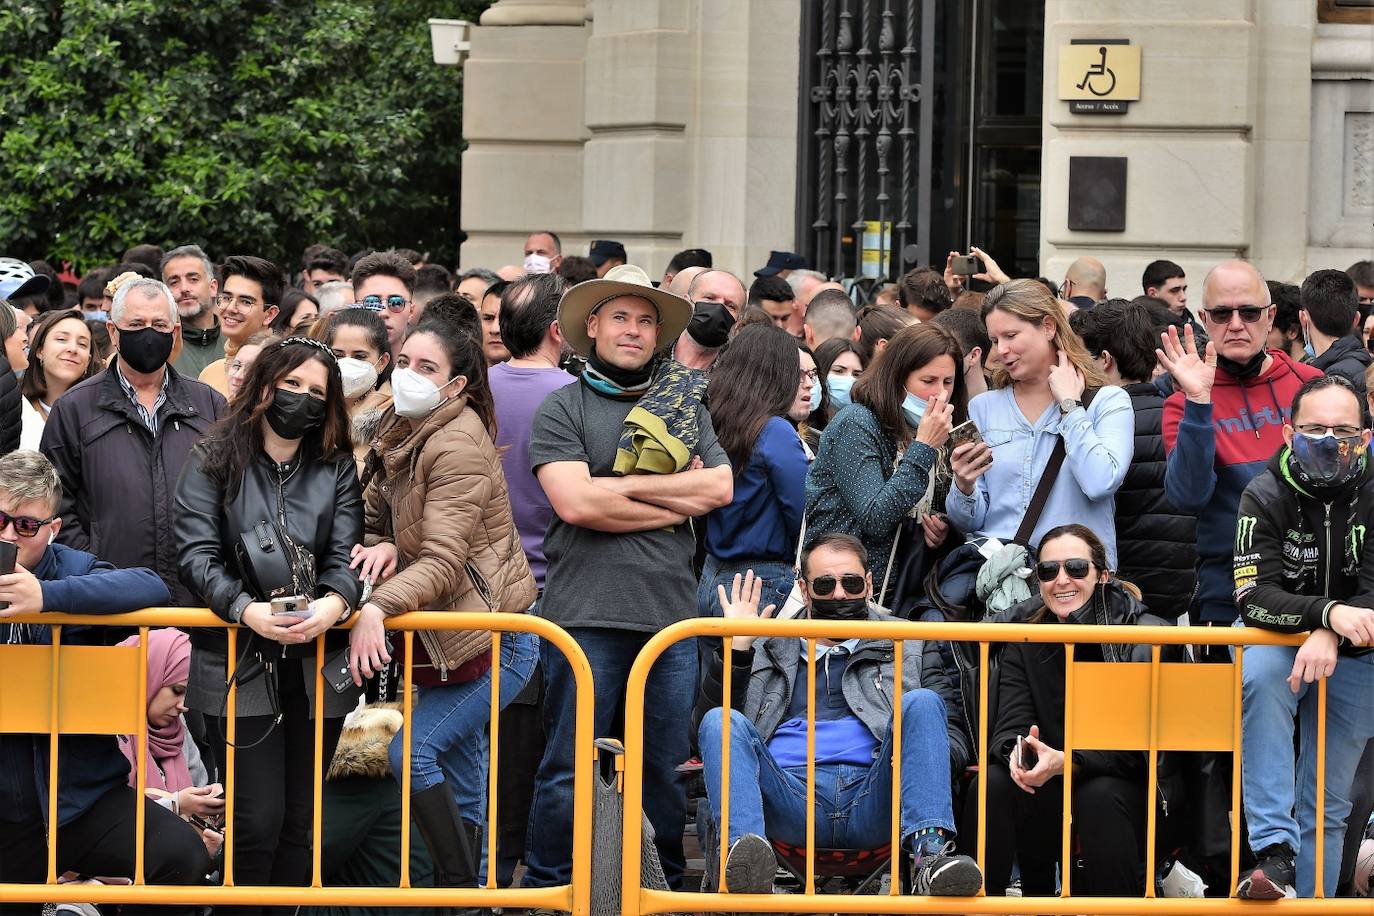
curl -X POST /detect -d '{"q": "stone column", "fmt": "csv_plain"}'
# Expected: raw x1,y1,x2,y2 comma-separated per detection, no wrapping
580,0,692,277
682,0,802,281
1307,18,1374,271
459,0,589,270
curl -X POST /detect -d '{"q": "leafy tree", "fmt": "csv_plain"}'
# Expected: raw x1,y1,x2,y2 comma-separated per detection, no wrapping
0,0,489,271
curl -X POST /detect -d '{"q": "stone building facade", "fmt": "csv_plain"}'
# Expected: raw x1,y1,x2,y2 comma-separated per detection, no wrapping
456,0,1372,293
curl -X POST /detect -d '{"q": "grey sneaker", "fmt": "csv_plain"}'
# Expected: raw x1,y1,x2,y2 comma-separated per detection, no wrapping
723,833,776,894
910,841,984,897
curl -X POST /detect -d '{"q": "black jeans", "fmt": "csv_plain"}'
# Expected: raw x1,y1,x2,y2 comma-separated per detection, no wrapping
203,662,343,916
0,785,208,916
973,763,1146,896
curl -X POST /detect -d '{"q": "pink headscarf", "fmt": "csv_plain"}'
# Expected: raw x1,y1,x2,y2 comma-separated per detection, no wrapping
119,629,193,792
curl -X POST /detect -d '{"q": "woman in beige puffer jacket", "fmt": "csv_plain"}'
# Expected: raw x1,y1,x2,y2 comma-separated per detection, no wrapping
346,311,538,906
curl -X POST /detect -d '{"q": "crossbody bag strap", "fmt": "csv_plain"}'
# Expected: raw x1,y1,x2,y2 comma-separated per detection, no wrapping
1012,387,1098,547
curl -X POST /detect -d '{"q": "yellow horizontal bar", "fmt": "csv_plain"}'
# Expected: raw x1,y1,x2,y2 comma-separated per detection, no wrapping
0,608,562,632
627,617,1307,648
0,884,572,908
637,890,1372,915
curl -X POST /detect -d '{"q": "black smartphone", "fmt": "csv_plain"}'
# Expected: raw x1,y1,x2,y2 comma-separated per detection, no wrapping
322,647,354,694
951,254,985,276
1016,735,1039,771
0,540,17,611
187,813,221,834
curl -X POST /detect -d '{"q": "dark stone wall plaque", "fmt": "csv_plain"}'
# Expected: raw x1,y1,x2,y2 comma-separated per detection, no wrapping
1068,156,1127,232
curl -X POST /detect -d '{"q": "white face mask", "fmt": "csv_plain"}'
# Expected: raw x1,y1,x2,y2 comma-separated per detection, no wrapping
337,357,380,399
392,367,456,419
523,253,552,274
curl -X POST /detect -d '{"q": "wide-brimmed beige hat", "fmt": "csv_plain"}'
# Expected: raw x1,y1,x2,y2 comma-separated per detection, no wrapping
557,264,692,357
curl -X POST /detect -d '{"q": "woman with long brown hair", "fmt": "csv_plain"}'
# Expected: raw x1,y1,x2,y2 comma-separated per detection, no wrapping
805,322,967,597
174,337,363,913
346,312,537,906
945,279,1134,566
19,309,97,449
697,324,809,617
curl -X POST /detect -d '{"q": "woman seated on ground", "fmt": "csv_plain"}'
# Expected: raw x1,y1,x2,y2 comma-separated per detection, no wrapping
118,627,223,855
978,523,1176,898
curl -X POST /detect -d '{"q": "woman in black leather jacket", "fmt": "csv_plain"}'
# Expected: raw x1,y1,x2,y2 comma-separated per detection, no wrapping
174,337,363,912
977,523,1176,898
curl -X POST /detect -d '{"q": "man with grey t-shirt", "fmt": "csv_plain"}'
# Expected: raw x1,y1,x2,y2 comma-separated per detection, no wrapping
523,265,733,889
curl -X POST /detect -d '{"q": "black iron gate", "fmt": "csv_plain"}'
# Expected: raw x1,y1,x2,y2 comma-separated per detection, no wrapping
796,0,935,284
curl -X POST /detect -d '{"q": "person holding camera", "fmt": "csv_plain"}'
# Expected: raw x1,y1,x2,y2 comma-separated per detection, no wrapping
346,312,537,907
174,337,364,913
978,524,1176,897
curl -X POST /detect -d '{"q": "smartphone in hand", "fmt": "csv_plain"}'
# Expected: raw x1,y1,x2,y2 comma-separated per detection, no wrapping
1016,735,1039,771
271,595,312,619
949,419,984,451
0,540,17,611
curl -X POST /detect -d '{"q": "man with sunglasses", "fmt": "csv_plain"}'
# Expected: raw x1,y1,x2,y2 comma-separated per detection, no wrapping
1232,375,1374,898
694,533,982,897
0,449,210,906
351,250,417,363
1158,259,1322,633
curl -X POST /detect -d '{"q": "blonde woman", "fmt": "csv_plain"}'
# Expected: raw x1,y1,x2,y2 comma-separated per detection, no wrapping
945,279,1133,566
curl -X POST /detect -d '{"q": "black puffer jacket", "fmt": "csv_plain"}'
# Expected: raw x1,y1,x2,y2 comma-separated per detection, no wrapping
1114,382,1196,617
0,353,19,455
921,579,1183,778
40,365,225,605
989,583,1182,784
174,441,364,655
1309,334,1371,401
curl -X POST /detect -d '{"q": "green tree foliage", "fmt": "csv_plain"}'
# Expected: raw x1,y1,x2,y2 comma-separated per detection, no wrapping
0,0,489,270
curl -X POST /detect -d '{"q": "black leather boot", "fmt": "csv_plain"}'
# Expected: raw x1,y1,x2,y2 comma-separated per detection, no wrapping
410,783,487,916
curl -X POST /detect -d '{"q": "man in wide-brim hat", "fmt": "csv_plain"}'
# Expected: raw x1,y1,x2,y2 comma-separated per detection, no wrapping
524,263,733,890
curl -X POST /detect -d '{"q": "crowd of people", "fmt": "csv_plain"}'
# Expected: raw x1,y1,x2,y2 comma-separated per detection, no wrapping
0,238,1372,914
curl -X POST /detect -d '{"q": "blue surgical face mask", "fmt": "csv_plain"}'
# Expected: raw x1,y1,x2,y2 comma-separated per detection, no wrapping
808,379,822,412
84,309,109,323
1301,316,1315,360
901,391,928,428
827,374,855,408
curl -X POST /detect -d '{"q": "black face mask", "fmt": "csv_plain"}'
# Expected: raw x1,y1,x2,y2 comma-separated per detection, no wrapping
117,327,175,374
265,389,326,440
1216,350,1266,381
686,300,736,348
808,596,869,621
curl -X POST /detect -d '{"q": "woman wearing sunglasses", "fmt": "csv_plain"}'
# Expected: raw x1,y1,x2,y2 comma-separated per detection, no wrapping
806,323,967,599
978,523,1179,898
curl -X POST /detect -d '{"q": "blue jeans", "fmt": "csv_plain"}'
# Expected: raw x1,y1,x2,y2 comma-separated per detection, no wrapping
697,688,955,849
389,631,541,816
523,627,698,889
697,555,796,619
1241,644,1374,896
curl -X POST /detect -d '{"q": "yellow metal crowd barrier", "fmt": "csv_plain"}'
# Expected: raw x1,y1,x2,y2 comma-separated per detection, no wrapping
621,617,1361,915
0,608,595,915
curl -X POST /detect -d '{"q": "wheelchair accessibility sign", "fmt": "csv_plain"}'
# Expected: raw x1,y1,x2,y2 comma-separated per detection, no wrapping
1058,39,1141,114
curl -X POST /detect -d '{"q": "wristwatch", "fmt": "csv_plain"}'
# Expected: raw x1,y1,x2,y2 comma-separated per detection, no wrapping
1059,398,1081,415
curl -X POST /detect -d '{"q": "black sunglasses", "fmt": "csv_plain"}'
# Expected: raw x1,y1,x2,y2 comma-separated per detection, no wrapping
0,509,56,538
1035,558,1094,583
808,573,866,597
1202,305,1267,325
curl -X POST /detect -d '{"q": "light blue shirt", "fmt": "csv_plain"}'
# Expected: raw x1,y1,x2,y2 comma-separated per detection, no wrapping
943,385,1134,567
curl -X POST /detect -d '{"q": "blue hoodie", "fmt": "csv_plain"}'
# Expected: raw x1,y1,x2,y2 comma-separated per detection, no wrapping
0,543,171,825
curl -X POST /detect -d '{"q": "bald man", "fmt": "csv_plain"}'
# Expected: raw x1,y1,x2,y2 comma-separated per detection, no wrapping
667,266,708,299
1061,256,1107,309
1158,259,1322,630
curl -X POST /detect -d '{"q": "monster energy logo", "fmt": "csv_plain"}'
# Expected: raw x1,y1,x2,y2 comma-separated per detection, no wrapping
1236,516,1258,554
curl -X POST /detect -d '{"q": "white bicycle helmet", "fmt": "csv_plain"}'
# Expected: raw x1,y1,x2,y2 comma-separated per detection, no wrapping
0,257,50,300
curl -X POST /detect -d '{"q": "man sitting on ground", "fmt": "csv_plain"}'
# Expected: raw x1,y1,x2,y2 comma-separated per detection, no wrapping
695,533,982,897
